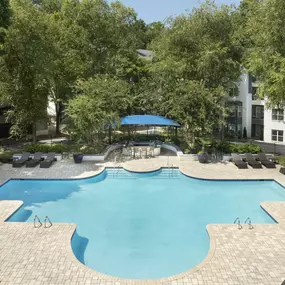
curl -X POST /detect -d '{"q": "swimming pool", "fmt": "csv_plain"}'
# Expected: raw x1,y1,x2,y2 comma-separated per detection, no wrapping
0,168,285,279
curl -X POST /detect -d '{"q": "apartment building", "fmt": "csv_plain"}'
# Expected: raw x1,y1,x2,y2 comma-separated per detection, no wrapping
226,73,285,145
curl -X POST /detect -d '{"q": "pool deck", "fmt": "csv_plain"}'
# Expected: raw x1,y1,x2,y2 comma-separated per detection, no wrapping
1,156,285,284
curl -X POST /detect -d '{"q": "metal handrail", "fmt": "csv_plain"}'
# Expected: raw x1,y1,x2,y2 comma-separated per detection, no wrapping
245,217,254,230
34,215,42,228
234,217,242,230
44,216,52,228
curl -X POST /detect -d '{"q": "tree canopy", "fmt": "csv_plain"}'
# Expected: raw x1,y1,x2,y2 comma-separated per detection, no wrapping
1,0,285,148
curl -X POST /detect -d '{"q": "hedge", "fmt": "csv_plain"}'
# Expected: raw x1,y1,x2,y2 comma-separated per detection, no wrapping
23,144,69,153
215,142,262,154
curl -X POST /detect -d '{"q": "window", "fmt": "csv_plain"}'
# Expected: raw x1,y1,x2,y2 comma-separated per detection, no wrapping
272,109,284,121
252,106,264,119
252,87,259,100
272,130,284,142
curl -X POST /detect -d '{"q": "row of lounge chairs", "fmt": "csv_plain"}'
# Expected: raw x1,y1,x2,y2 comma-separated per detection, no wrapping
13,152,56,168
232,153,276,169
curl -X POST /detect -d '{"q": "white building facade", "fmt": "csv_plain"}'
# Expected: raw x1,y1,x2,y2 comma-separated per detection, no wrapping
226,73,285,145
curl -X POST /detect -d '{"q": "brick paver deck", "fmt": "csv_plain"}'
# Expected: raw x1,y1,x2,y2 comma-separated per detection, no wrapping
1,157,285,284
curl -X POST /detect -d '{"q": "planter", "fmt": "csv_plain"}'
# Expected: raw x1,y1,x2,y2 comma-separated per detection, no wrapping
73,154,83,163
198,154,208,163
280,167,285,175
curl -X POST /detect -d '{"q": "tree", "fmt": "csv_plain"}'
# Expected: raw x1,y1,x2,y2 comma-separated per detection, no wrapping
40,0,88,134
163,80,225,147
150,1,242,89
244,0,285,107
144,21,165,47
0,0,55,142
66,76,131,145
146,1,242,146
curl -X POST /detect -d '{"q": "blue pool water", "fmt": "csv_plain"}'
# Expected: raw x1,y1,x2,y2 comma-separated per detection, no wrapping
0,168,285,279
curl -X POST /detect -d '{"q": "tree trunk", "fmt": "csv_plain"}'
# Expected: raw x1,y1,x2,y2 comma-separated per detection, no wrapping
32,123,37,143
55,102,61,135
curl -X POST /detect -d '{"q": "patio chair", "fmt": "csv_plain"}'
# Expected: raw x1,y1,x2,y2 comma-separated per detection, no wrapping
244,153,262,169
40,152,56,168
257,153,276,168
12,152,30,168
26,152,43,168
231,153,248,169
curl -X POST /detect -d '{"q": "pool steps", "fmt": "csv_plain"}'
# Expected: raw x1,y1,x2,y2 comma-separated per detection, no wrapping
106,168,180,179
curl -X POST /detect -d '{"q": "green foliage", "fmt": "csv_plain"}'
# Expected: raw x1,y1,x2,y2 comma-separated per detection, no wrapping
150,1,242,89
215,142,262,154
0,0,11,45
0,0,55,141
168,80,225,147
23,143,69,153
0,147,19,163
278,156,285,167
242,0,285,107
0,0,11,28
66,76,130,145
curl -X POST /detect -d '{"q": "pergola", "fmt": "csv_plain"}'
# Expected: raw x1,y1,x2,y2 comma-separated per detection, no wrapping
119,115,180,140
108,115,181,143
121,115,180,127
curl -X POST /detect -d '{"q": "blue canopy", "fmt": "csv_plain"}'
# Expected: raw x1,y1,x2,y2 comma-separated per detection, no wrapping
121,115,180,127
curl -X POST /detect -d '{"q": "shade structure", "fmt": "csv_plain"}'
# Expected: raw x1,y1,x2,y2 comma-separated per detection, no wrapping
121,115,180,127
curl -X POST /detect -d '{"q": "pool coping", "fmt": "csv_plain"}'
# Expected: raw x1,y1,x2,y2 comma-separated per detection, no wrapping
0,166,282,186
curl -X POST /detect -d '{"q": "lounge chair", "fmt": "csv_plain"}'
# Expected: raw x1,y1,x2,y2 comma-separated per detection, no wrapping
231,153,248,169
40,152,56,168
26,152,43,168
257,153,276,168
244,153,262,169
12,152,30,168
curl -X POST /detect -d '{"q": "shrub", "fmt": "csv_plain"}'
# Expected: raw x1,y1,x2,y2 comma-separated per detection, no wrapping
215,142,262,154
23,144,69,153
0,151,18,163
278,156,285,166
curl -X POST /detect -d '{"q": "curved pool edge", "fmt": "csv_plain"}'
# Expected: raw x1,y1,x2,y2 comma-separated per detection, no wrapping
67,224,217,283
0,166,107,187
